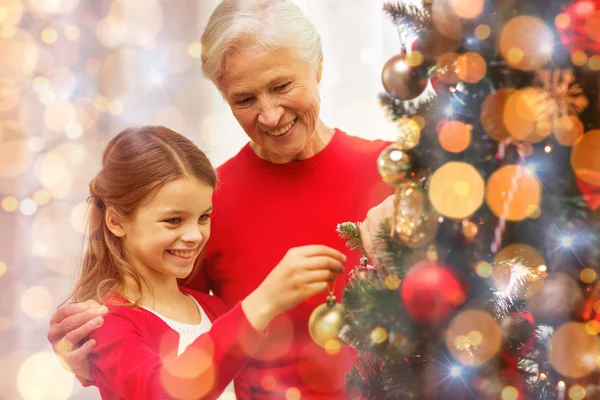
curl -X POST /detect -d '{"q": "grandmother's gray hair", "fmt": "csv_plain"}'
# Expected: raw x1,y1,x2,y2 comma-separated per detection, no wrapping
201,0,323,85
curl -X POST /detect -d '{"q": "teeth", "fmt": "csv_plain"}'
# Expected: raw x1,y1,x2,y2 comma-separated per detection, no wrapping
169,250,195,258
266,119,296,136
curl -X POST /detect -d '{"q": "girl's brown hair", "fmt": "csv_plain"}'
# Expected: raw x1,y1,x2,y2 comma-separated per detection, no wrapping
71,126,217,304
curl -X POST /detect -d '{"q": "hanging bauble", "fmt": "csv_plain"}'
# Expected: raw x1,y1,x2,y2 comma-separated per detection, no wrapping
395,118,422,150
394,181,440,248
382,52,431,100
400,261,465,325
308,293,346,348
556,0,600,55
346,264,379,285
500,311,536,357
376,144,413,186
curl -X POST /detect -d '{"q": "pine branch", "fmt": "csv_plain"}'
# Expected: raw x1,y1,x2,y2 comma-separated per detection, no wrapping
336,221,363,252
383,1,430,29
345,355,386,400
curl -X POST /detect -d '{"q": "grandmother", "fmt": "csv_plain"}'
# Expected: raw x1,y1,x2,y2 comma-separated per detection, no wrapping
48,1,392,398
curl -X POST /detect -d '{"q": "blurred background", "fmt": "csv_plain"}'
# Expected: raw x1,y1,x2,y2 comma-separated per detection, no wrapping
0,0,404,399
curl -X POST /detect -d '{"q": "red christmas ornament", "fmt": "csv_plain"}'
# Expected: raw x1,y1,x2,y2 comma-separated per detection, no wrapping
400,261,465,325
347,264,378,284
576,177,600,210
556,0,600,55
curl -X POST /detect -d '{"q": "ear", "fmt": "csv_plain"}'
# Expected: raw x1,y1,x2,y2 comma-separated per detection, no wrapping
316,55,324,84
105,207,126,238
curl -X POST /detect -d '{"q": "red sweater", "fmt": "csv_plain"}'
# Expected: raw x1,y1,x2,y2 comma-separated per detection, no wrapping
89,288,267,400
187,130,391,399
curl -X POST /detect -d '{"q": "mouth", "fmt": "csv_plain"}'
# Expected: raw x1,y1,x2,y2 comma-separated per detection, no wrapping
265,118,297,137
166,249,196,259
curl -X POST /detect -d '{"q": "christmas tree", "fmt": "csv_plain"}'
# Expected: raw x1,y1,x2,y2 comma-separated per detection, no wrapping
336,1,600,398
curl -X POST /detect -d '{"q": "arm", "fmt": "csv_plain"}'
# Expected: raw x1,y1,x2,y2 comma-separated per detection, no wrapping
90,303,266,400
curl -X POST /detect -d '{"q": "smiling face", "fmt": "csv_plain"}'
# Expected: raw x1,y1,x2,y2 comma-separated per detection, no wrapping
118,177,214,282
218,45,325,164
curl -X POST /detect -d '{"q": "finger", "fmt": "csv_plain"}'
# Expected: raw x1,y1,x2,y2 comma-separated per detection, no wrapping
297,245,347,262
49,300,100,325
61,339,96,372
301,282,330,299
48,305,107,344
301,269,337,284
302,256,344,273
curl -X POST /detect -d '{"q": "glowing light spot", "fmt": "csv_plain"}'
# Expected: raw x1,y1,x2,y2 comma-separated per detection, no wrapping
569,384,586,400
439,120,472,153
65,122,82,139
585,320,600,335
41,27,58,44
429,162,484,219
20,198,37,215
549,322,600,378
572,50,588,66
2,196,19,212
261,375,277,392
449,365,462,377
501,386,519,400
571,129,600,186
474,24,491,40
475,261,492,278
0,261,6,277
285,387,301,400
17,352,74,400
462,221,478,238
324,339,341,355
64,25,80,41
555,13,571,29
107,100,123,115
589,55,600,71
370,327,388,344
581,268,597,284
384,274,401,290
21,286,53,319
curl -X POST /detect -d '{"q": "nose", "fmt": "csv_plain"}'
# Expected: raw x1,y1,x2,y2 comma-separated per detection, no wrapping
257,98,284,128
181,224,204,244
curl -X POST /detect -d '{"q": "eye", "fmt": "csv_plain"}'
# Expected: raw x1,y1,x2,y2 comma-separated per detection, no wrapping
274,82,290,91
236,97,253,105
199,214,211,222
165,218,181,225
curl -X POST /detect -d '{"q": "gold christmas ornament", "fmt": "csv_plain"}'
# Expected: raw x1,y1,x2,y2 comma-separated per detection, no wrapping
395,118,422,150
381,52,430,100
393,181,439,248
308,293,345,348
377,144,412,186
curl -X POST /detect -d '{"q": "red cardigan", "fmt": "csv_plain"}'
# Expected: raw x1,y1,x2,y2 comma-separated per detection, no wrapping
89,288,267,400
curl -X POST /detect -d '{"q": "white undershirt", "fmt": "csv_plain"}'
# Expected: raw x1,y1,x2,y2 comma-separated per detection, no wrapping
141,297,237,400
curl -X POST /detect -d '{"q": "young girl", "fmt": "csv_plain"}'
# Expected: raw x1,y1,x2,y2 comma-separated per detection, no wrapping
73,125,346,400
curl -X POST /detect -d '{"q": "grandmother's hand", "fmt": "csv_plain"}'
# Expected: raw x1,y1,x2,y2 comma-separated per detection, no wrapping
359,195,395,262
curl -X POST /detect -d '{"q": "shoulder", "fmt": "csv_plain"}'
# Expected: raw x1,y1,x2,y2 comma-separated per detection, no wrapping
180,287,230,317
216,145,249,177
335,129,391,156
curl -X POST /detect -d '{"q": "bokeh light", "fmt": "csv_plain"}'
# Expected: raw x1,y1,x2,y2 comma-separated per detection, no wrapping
555,115,584,146
438,120,472,153
486,165,542,221
21,285,53,320
0,139,34,177
2,196,19,212
435,52,460,85
17,352,74,400
0,0,23,26
455,52,487,83
581,268,597,284
481,88,513,142
19,198,37,216
450,0,483,19
571,129,600,186
0,261,6,277
499,16,554,71
0,28,39,83
429,161,485,219
474,24,491,40
549,322,600,378
584,11,600,42
446,309,502,366
0,80,21,112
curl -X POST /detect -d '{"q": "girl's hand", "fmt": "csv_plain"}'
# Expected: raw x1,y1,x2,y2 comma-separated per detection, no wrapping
242,245,346,331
